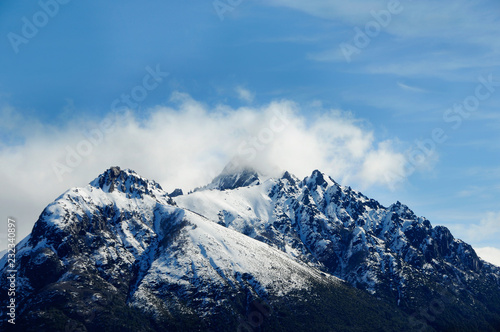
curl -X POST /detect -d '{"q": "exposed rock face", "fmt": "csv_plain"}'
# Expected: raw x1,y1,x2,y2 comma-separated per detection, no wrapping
1,166,499,331
0,167,412,331
194,164,261,192
178,167,500,330
169,188,184,197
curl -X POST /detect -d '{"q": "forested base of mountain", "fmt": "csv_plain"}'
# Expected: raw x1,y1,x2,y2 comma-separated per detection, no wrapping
3,283,411,332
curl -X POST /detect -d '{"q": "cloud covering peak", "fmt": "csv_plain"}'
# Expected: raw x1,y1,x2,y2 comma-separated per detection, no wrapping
1,94,406,241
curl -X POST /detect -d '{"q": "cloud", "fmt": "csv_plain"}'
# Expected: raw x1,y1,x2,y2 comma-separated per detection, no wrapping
264,0,500,43
363,55,500,80
307,49,347,62
397,82,427,93
0,94,406,242
262,0,390,24
360,141,407,188
456,184,500,199
265,1,500,79
253,35,324,44
475,247,500,267
235,86,255,103
456,212,500,243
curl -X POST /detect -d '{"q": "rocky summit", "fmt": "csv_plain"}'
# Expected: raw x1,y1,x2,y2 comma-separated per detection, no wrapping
1,166,499,331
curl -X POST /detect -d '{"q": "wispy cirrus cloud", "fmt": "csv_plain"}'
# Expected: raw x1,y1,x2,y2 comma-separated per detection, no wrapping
457,184,500,199
362,54,500,80
263,0,500,43
265,0,500,80
397,82,428,93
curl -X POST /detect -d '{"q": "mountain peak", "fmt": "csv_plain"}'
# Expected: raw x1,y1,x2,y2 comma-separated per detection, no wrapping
195,163,261,191
4,164,500,331
90,166,164,198
280,170,298,185
303,169,337,190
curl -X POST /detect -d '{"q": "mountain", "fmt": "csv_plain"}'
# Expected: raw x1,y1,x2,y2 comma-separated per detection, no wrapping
177,166,500,331
194,163,261,192
0,167,411,332
2,166,500,331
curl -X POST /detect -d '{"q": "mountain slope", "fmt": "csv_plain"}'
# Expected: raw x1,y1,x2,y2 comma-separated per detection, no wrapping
177,167,500,331
0,167,411,331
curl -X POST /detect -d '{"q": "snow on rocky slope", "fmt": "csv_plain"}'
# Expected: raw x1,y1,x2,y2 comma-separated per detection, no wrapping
177,166,500,330
1,167,413,331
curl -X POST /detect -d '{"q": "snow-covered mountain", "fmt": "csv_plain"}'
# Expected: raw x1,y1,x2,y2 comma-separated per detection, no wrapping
0,167,413,331
2,165,500,330
177,166,500,330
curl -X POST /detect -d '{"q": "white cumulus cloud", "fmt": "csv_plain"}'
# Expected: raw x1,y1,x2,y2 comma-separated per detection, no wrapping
475,247,500,267
0,93,407,242
462,212,500,242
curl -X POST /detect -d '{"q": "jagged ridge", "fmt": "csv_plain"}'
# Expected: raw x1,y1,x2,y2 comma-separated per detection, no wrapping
177,166,500,331
0,167,413,331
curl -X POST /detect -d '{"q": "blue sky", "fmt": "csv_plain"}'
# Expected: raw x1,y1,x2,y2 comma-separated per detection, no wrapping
1,0,500,264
